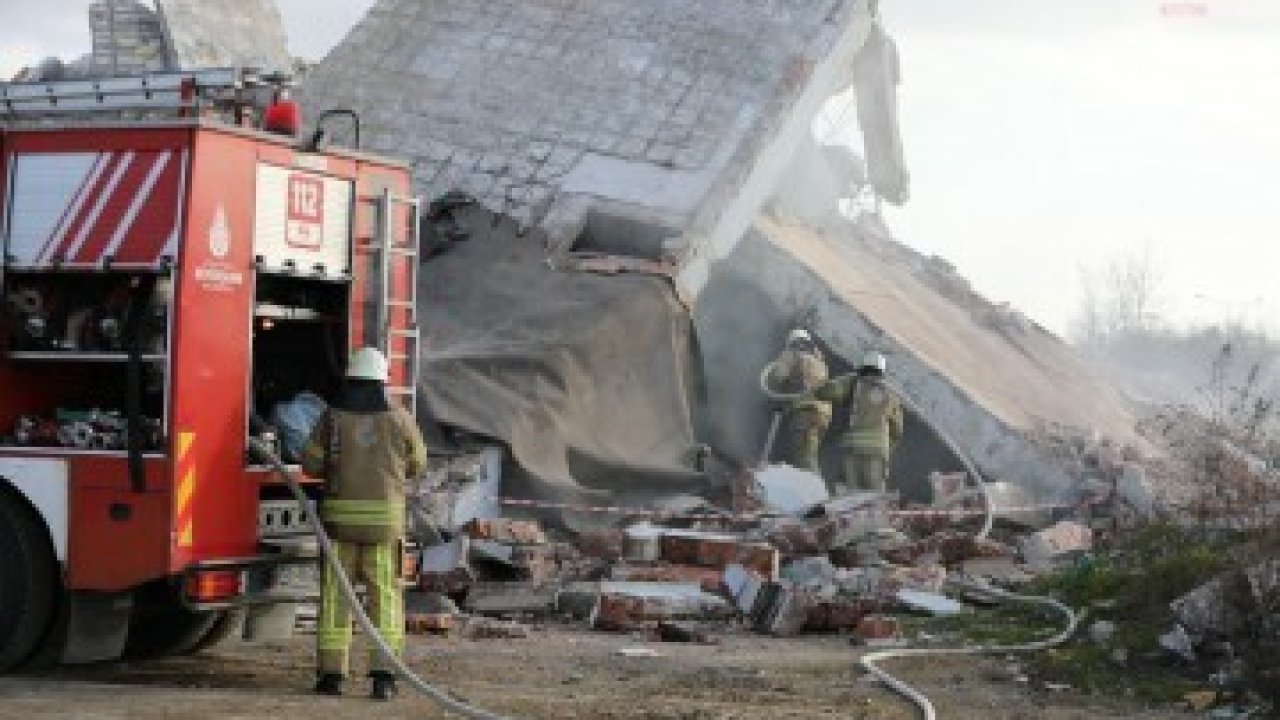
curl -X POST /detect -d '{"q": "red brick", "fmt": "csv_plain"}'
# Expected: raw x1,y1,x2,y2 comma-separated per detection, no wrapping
405,613,455,634
659,533,778,578
855,615,900,641
464,518,547,545
805,599,877,631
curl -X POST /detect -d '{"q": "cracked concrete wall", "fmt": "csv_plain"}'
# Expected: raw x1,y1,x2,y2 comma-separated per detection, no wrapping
155,0,292,72
303,0,871,244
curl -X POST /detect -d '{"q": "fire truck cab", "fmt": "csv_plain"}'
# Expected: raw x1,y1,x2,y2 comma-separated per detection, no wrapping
0,69,420,668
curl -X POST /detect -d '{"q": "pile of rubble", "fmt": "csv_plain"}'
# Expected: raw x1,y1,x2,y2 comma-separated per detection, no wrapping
400,459,1100,647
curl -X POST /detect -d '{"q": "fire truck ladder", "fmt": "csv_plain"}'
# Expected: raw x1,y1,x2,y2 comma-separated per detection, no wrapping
0,67,280,120
373,189,422,417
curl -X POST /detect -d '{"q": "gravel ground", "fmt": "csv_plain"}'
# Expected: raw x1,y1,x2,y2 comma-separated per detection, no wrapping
0,624,1196,719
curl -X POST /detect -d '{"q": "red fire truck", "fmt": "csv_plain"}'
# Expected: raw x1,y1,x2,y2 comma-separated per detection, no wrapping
0,68,421,669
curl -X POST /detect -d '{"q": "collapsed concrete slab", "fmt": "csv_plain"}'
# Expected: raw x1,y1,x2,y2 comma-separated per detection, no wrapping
695,215,1144,502
303,0,874,247
155,0,293,71
302,0,1140,506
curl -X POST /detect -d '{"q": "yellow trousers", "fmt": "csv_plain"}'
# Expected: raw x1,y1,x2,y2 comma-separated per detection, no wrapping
316,540,404,676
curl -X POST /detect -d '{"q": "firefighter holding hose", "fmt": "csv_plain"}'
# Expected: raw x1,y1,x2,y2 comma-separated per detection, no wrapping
301,347,427,701
765,328,832,472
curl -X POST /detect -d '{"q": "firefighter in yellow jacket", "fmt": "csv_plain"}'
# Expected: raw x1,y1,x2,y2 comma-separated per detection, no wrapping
813,351,903,493
766,328,832,472
301,347,427,701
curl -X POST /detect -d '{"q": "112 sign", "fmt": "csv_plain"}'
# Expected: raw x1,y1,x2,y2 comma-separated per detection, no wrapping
286,174,325,249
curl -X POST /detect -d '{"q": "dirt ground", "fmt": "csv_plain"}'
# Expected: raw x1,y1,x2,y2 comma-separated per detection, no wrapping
0,625,1195,719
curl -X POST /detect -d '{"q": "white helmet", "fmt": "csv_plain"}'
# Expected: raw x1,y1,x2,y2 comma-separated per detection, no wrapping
860,351,886,374
787,328,813,346
346,347,389,382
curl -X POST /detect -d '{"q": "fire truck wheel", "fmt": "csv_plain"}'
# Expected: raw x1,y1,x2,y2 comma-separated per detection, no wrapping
0,490,60,673
191,608,246,653
123,582,220,660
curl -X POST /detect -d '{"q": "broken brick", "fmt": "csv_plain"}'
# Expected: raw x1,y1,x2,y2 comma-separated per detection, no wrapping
465,518,548,545
405,613,455,634
659,530,779,578
805,599,877,631
855,615,900,641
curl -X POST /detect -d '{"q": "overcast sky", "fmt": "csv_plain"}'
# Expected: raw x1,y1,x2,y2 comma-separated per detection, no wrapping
2,0,1277,336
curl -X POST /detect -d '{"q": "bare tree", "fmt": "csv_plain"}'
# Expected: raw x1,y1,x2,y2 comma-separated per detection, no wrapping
1071,247,1163,348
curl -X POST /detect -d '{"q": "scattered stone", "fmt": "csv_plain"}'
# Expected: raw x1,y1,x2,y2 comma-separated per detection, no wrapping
855,615,900,642
894,589,965,616
466,618,531,640
1089,620,1117,645
465,582,557,617
752,464,830,513
405,613,456,634
655,621,717,644
1017,521,1093,567
1184,690,1218,712
405,591,460,616
616,647,662,658
590,582,732,631
1160,625,1198,663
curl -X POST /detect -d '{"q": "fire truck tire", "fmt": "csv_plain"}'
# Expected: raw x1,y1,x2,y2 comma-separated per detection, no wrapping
191,609,245,653
123,582,220,660
0,491,60,673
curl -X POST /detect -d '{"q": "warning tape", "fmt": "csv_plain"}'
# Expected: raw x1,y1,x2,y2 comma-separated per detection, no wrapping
493,496,1083,523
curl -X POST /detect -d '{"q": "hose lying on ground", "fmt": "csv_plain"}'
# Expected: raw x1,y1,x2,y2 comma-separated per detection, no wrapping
248,438,515,720
758,363,995,539
858,580,1080,720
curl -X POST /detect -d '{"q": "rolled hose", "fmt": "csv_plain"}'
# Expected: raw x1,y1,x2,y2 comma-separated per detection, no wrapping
759,363,994,539
247,438,515,720
859,580,1080,720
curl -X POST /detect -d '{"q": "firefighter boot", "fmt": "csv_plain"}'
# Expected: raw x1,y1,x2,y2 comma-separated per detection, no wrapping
370,671,397,701
314,673,344,696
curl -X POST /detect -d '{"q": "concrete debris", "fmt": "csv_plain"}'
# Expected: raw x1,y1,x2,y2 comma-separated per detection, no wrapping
419,447,503,532
894,589,966,617
405,591,460,617
466,618,531,640
1116,463,1157,518
622,523,664,562
983,481,1053,529
655,621,717,645
610,564,724,593
417,538,474,594
1088,620,1117,645
616,647,663,658
465,582,557,618
1017,521,1093,567
1171,560,1280,639
752,464,830,514
1160,625,1198,663
406,613,456,635
402,476,1101,649
590,582,732,631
